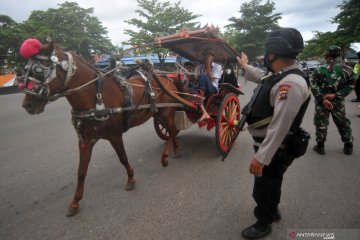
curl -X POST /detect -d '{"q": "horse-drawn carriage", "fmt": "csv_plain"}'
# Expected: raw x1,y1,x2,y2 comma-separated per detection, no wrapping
17,26,244,216
151,26,243,154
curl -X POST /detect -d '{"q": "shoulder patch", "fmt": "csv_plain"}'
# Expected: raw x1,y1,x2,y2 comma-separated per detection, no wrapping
278,84,291,100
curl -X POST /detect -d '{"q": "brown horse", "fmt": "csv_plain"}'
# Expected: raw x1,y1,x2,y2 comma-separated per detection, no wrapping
19,39,194,216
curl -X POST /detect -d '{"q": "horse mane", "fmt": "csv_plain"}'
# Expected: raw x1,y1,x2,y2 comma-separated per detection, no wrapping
54,44,98,72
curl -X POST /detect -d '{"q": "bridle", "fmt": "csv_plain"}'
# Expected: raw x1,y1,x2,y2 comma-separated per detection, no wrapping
20,50,76,102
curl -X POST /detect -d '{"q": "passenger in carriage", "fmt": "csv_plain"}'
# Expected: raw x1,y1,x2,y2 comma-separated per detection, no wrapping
182,61,196,89
194,50,223,96
193,50,223,121
218,63,239,88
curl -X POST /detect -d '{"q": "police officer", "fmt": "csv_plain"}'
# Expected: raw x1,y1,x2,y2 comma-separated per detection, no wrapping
237,27,310,239
311,45,354,155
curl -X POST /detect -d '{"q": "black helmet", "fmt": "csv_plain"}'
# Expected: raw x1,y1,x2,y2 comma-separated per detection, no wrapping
326,45,341,57
265,28,304,57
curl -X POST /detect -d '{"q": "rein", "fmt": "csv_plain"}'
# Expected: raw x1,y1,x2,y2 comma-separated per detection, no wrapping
49,64,126,101
22,48,201,121
49,61,202,101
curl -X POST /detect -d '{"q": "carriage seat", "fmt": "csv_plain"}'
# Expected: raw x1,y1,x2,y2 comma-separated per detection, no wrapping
219,83,244,96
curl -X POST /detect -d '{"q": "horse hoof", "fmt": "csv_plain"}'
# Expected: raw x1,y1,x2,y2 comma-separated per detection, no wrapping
125,182,135,191
162,161,169,167
66,207,78,217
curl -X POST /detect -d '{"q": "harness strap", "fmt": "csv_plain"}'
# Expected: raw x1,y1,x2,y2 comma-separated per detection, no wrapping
63,52,76,89
71,103,184,120
112,70,135,132
136,69,157,112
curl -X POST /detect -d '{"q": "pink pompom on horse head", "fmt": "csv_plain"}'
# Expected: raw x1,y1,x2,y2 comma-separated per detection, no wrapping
19,38,42,58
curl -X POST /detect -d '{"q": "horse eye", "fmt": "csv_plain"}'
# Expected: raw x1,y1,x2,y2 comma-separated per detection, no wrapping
40,61,49,66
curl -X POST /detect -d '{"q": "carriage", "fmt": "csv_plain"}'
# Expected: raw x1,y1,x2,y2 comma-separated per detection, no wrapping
18,26,244,216
151,26,244,155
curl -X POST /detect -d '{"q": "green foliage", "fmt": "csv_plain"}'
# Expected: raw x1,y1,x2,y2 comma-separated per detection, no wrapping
224,0,281,61
123,0,200,67
302,30,354,61
0,1,116,64
0,14,27,68
302,0,359,60
20,1,115,59
332,0,360,41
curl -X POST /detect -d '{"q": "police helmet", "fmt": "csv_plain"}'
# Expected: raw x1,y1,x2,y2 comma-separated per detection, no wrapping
326,45,341,58
265,28,304,57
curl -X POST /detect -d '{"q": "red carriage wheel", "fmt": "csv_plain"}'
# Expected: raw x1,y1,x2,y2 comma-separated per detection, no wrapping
153,117,179,140
215,93,241,154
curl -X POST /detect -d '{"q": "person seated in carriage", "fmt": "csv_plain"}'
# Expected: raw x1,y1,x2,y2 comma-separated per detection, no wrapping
182,61,197,89
193,50,223,121
194,50,223,95
218,63,239,88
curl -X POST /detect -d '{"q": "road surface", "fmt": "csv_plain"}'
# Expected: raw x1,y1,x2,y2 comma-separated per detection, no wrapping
1,79,359,240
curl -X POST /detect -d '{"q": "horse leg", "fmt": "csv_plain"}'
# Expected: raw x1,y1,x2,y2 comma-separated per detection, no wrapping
172,137,180,158
66,140,96,217
110,136,135,191
161,138,172,167
160,112,179,167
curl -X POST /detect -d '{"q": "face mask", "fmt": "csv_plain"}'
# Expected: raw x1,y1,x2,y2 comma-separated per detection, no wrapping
263,54,276,72
225,69,231,74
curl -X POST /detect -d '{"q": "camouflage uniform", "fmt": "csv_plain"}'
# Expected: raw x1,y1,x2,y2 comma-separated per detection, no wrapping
310,61,355,143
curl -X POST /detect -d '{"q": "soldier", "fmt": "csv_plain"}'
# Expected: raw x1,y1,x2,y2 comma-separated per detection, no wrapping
311,45,355,155
351,51,360,103
237,28,310,239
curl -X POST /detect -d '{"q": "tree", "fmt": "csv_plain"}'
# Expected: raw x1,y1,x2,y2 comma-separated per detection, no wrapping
225,0,281,61
123,0,200,68
20,1,115,59
302,0,359,60
332,0,360,43
0,15,28,69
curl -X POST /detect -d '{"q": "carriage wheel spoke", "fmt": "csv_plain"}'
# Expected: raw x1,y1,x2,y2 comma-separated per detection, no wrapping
222,112,229,122
217,95,241,152
231,102,237,119
225,129,232,146
223,129,230,145
220,125,228,138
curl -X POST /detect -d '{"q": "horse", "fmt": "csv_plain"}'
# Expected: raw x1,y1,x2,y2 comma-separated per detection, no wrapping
19,38,196,216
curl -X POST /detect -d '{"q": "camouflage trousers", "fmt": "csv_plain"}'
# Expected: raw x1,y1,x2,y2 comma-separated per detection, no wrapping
313,100,352,143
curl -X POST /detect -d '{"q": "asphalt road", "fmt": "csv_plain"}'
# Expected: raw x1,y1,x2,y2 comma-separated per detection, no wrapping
1,79,359,240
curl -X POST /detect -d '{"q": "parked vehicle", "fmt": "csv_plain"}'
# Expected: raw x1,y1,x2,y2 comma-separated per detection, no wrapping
301,60,321,76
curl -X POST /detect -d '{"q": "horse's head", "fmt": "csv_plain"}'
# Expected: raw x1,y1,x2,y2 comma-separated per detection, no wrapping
19,38,76,114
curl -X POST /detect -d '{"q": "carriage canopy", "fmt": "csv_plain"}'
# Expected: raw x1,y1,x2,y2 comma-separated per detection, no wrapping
153,26,241,63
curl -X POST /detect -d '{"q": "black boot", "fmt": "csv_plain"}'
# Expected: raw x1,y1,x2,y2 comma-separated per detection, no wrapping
313,142,325,155
273,209,281,222
241,221,272,239
343,142,353,155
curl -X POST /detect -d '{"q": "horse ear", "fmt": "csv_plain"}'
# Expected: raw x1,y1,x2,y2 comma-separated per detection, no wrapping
46,36,55,52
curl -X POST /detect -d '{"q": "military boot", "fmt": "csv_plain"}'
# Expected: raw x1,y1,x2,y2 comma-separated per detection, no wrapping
313,142,325,155
343,142,353,155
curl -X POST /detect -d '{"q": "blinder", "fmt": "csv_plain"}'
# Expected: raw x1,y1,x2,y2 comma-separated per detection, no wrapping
20,50,76,101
